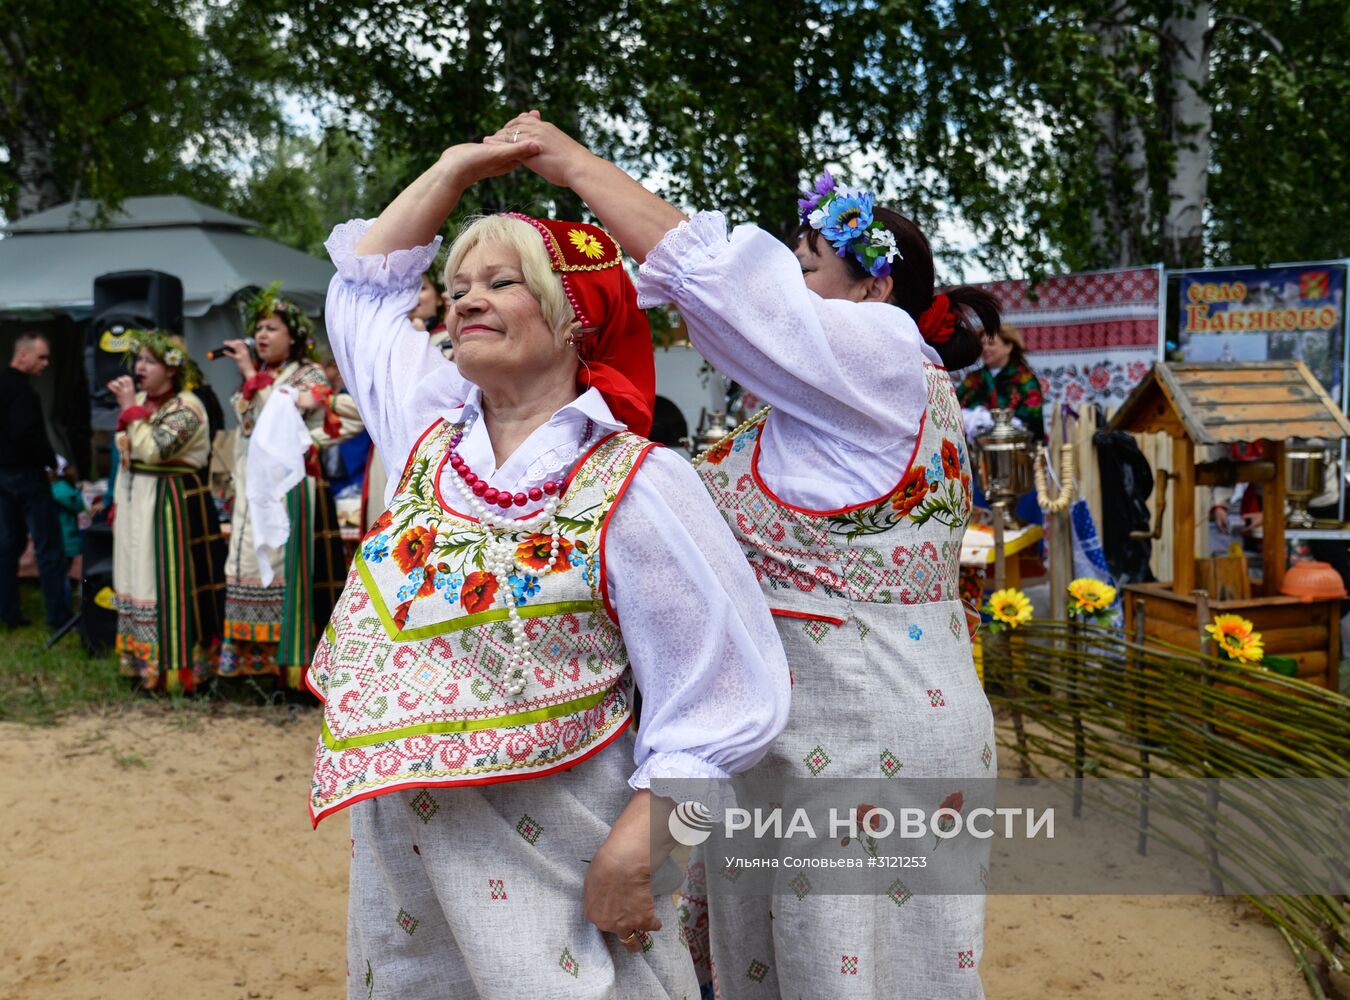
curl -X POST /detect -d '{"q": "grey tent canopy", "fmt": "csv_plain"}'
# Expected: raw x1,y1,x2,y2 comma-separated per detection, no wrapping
0,195,333,318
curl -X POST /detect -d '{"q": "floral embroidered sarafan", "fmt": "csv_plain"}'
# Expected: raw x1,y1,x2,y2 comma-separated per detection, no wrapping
307,421,653,824
699,363,971,609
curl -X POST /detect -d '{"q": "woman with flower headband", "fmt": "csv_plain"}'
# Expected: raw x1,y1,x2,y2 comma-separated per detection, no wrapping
497,111,999,998
217,283,363,691
106,332,226,692
313,139,788,999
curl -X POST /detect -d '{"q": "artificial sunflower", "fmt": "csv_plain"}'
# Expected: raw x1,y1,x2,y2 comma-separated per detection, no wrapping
984,588,1033,631
1204,614,1264,663
568,228,606,260
1067,577,1117,616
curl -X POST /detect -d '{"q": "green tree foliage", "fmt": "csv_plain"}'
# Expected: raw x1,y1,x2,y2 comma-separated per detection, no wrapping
988,0,1350,269
0,0,285,220
231,129,417,256
1206,0,1350,265
281,0,629,224
6,0,1349,275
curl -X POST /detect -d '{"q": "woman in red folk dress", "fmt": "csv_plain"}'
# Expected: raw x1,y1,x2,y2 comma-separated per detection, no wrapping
313,138,789,999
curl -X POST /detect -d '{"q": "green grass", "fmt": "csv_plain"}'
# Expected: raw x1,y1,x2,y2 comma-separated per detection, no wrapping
0,587,136,725
0,584,314,726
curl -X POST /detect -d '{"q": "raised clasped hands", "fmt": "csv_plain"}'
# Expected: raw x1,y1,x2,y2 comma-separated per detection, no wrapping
431,112,592,197
438,134,542,194
484,110,595,188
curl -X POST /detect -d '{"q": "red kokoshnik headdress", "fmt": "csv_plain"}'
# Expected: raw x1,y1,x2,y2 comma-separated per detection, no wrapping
504,213,655,437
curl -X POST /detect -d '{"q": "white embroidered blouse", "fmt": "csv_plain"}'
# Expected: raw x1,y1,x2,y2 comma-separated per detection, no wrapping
323,219,791,790
637,210,937,510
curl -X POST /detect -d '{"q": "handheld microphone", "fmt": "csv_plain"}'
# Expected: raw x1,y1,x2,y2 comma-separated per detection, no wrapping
206,337,254,361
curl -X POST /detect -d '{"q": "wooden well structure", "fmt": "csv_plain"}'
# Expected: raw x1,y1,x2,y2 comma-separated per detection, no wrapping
1110,361,1350,690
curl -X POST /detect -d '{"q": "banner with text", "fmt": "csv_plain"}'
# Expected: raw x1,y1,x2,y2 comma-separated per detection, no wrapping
1178,264,1346,403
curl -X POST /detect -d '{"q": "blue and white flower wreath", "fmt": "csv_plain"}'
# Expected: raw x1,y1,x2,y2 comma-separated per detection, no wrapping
798,169,901,278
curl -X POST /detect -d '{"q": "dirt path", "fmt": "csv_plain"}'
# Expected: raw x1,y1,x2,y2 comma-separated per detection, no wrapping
0,707,1308,999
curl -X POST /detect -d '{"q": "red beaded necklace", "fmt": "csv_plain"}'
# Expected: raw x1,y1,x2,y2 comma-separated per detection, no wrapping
446,417,594,511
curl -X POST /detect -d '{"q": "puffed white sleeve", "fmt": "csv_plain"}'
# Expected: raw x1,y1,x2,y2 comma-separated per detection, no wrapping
324,219,470,477
636,210,930,454
603,446,791,789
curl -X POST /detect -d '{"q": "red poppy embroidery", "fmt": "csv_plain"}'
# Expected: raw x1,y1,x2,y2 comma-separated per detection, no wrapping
890,466,930,516
392,525,436,574
940,439,961,479
367,508,393,537
392,599,414,631
415,565,438,599
515,533,575,573
702,435,734,465
461,571,499,614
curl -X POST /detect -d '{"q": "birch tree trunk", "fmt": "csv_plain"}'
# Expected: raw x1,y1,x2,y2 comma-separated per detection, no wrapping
2,29,64,218
1162,0,1212,267
1089,6,1151,268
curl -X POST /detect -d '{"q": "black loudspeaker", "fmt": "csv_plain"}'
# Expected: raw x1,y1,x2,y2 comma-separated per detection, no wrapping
79,522,117,656
89,270,185,389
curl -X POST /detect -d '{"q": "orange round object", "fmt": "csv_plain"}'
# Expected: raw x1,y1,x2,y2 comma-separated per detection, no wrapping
1279,561,1348,602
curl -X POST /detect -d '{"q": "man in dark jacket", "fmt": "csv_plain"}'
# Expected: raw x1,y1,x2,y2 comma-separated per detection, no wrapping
0,333,69,630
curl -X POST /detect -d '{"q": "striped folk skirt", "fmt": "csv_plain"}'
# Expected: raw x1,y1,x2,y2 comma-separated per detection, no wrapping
113,463,226,691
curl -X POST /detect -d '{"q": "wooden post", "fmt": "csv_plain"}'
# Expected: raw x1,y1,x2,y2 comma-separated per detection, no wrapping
1171,436,1196,595
1047,505,1072,621
1261,440,1287,596
1193,589,1225,896
992,505,1007,590
1132,600,1151,856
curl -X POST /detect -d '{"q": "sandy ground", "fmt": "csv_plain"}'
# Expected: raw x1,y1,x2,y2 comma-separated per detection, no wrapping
0,706,1310,1000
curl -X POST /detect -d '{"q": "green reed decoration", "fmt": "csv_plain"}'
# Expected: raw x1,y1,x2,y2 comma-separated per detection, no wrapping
982,617,1349,998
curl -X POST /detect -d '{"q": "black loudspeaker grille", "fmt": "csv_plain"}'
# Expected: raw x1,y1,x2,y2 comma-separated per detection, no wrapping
89,270,186,389
79,522,116,657
92,271,184,333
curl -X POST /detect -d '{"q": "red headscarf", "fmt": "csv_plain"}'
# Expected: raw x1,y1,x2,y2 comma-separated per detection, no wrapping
505,214,655,436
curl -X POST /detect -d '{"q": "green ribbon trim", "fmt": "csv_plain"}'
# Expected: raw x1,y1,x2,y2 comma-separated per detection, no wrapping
353,553,596,641
279,481,313,667
130,462,195,476
320,686,616,749
153,474,191,672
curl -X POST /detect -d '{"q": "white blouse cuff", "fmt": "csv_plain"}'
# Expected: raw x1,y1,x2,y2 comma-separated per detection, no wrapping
635,210,732,308
628,750,731,791
324,219,443,295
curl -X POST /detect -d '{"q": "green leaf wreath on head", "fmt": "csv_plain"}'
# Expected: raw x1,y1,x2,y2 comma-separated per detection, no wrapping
241,280,318,361
124,328,202,391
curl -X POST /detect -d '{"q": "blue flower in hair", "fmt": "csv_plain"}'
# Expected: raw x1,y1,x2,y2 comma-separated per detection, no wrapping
810,189,876,252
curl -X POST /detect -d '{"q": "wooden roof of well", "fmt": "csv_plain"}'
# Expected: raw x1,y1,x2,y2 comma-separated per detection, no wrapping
1108,361,1350,444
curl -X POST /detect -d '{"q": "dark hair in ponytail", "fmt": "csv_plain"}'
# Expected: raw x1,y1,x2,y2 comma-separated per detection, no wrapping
791,206,1001,370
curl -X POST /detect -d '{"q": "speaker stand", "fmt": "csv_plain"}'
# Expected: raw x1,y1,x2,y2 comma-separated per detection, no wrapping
44,612,81,650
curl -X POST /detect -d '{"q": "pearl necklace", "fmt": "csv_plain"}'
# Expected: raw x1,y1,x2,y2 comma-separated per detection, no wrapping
445,415,594,697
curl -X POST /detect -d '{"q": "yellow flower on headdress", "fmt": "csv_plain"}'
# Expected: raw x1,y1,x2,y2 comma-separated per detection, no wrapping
1204,614,1264,663
986,588,1033,629
1067,578,1116,614
568,229,605,260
